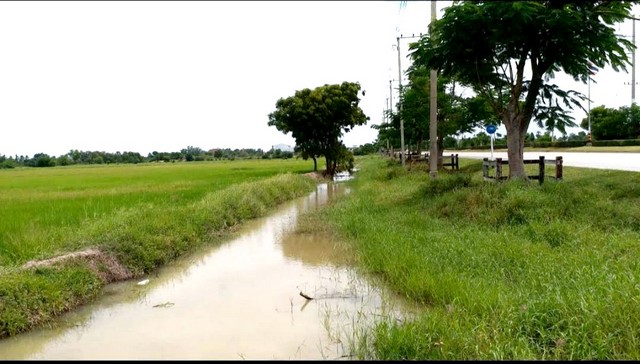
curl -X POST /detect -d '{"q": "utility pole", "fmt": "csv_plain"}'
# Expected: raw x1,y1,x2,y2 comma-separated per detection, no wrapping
386,98,390,123
389,79,393,116
588,73,592,144
395,33,421,167
429,0,438,179
633,15,636,104
397,36,405,166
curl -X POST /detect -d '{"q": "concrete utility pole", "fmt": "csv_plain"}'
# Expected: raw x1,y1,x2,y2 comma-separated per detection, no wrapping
397,36,405,166
395,33,422,167
386,98,390,122
633,15,636,104
586,58,601,144
389,79,393,116
429,0,438,179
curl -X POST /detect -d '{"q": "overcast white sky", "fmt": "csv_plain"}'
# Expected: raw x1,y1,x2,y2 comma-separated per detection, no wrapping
0,1,638,158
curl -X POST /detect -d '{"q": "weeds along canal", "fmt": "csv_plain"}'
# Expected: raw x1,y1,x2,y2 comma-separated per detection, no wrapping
0,180,415,360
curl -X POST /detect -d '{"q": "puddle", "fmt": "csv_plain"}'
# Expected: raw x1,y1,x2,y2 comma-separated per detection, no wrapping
0,182,415,360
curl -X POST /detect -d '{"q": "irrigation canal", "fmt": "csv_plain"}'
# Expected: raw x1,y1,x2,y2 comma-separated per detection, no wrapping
0,180,414,360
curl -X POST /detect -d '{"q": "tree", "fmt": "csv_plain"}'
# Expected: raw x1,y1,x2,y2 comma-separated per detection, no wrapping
27,153,55,167
416,1,635,179
581,104,640,140
382,53,495,167
372,111,401,153
180,146,205,162
533,83,580,140
397,66,430,154
352,142,379,156
268,82,369,176
431,78,496,168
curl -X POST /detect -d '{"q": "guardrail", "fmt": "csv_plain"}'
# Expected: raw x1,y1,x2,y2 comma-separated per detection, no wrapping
483,156,563,184
407,153,459,171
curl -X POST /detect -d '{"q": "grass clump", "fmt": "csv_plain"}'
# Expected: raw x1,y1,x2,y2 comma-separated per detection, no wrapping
322,155,640,360
0,265,102,337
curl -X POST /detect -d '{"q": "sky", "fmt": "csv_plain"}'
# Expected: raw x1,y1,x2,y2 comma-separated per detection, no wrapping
0,1,638,158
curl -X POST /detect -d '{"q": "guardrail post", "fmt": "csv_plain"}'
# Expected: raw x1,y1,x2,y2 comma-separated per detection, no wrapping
483,157,489,178
556,156,563,180
538,156,545,185
496,158,502,180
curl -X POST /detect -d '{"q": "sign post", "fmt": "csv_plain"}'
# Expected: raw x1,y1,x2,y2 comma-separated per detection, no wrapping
486,125,497,160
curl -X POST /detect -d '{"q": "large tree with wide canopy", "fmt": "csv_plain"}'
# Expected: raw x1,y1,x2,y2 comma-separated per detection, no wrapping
268,81,368,176
415,1,636,179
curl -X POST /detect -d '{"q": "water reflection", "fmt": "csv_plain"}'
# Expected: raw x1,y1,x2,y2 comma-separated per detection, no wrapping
0,182,413,360
332,170,354,183
280,231,351,268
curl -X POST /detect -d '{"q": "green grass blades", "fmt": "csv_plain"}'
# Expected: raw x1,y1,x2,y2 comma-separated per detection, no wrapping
0,265,102,338
323,155,640,360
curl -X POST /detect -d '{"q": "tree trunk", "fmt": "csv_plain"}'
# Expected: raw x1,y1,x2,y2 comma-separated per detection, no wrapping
502,66,542,180
504,114,527,179
324,156,335,177
312,156,317,171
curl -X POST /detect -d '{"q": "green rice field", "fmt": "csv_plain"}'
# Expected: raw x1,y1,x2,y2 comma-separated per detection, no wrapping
0,159,313,267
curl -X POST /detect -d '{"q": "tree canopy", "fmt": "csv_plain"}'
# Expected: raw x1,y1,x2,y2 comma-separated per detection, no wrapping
268,82,369,176
374,54,495,166
581,103,640,140
405,50,496,162
415,0,636,178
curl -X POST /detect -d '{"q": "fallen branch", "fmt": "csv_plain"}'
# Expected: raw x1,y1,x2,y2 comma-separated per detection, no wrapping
299,291,314,300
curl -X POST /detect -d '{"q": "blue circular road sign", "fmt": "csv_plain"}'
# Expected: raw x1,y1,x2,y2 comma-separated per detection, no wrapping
486,125,497,134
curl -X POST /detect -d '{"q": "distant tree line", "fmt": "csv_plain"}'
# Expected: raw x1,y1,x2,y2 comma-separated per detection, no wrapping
451,130,590,150
0,146,297,169
351,143,378,156
369,129,593,155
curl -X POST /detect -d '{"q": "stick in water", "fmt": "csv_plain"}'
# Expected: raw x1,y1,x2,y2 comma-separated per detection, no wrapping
299,291,314,300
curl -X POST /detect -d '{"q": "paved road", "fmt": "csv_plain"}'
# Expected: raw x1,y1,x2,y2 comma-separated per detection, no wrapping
449,151,640,172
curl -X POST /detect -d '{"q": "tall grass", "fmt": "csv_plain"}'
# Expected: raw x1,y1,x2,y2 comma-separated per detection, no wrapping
321,155,640,360
78,172,317,275
0,159,312,266
0,160,317,338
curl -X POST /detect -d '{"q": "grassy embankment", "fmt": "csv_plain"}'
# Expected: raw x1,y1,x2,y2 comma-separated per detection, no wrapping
316,155,640,360
0,159,318,338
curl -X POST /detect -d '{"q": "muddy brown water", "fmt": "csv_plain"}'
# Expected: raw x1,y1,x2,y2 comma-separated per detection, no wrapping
0,182,416,360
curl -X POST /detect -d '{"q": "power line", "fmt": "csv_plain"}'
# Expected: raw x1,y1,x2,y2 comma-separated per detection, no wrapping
399,33,422,40
393,34,422,166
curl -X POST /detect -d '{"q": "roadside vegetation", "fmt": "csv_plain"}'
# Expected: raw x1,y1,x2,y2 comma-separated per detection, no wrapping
0,159,317,338
316,155,640,360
